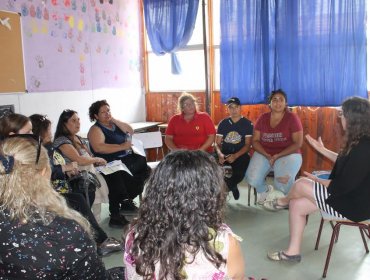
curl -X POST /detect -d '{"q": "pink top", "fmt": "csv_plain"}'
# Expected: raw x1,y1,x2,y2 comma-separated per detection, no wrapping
123,224,242,280
254,111,303,156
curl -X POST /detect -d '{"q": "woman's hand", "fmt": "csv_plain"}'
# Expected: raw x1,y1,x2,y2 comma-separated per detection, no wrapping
269,153,279,166
225,154,237,164
120,141,132,151
305,134,325,152
94,157,107,166
62,162,79,175
218,153,226,164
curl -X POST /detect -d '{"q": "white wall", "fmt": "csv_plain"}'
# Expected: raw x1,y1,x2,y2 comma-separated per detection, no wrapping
0,87,146,136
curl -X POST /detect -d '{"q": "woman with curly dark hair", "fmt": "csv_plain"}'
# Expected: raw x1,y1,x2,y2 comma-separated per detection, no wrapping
124,150,246,280
266,96,370,262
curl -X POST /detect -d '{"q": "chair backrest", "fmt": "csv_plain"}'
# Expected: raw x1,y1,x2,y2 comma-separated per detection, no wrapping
132,131,162,149
132,131,163,161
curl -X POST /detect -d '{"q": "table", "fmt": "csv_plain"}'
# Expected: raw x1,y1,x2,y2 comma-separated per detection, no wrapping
130,121,162,132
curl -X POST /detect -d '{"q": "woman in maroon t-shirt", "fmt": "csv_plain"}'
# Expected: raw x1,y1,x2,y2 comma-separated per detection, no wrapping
245,89,303,202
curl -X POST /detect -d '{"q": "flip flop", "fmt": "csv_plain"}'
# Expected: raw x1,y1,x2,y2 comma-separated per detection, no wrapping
267,251,301,262
263,198,289,211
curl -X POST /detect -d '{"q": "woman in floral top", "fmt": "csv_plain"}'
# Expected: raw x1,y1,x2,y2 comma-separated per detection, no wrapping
124,150,246,280
0,136,110,279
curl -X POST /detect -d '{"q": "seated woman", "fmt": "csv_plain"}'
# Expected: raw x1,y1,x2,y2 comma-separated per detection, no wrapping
165,92,216,152
53,109,129,228
30,114,121,256
87,100,148,212
266,96,370,262
124,150,246,279
245,89,303,204
0,136,110,278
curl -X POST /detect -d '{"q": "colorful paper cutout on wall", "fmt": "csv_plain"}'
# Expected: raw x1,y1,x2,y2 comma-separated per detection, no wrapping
0,0,141,92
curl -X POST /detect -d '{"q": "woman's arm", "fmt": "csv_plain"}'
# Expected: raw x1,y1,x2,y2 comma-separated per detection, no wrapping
252,130,271,159
214,135,226,164
199,134,215,151
164,135,179,151
58,144,106,166
88,125,131,154
227,234,245,280
305,134,338,162
111,118,134,135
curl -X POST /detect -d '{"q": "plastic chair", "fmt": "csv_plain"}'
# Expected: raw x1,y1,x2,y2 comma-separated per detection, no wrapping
132,131,164,168
314,211,370,278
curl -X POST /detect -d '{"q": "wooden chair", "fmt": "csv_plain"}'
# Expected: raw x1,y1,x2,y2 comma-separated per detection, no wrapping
314,212,370,278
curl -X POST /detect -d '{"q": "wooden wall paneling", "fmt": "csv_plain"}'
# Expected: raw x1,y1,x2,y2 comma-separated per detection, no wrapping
146,92,343,173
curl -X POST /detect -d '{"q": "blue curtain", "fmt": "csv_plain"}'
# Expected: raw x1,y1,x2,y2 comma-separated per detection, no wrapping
143,0,199,74
220,0,367,106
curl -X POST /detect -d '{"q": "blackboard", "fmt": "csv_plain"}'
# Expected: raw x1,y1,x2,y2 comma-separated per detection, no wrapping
0,10,25,93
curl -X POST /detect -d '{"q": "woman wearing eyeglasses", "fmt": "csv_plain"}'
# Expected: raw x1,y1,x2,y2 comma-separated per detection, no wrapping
165,92,216,152
0,136,110,278
267,96,370,262
30,114,121,257
245,89,303,204
54,109,129,228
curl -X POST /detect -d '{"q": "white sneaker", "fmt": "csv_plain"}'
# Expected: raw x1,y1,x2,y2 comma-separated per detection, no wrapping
257,184,274,205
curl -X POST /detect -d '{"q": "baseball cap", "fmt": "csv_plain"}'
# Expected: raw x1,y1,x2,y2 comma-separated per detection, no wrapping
226,97,241,106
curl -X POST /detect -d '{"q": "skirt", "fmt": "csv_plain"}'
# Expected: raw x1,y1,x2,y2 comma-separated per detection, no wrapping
313,181,345,219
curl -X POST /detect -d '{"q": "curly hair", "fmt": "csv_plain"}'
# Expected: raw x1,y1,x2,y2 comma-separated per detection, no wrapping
0,137,92,236
0,113,30,137
130,150,227,280
340,96,370,156
89,100,109,122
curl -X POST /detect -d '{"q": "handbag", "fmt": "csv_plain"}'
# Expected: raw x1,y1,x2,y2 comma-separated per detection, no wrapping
68,170,101,193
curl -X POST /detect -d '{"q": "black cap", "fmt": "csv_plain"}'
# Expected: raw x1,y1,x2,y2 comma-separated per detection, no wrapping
226,97,241,106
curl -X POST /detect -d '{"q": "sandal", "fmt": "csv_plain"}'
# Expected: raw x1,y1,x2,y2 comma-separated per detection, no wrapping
263,198,289,211
267,251,301,262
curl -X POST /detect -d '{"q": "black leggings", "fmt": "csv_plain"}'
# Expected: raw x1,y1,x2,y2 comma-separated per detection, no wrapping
102,153,150,215
223,153,250,191
63,192,108,244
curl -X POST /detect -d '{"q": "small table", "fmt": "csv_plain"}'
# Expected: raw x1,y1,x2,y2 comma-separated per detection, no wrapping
130,121,162,132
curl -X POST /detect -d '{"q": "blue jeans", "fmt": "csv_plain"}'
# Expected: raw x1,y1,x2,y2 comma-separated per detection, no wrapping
245,151,302,195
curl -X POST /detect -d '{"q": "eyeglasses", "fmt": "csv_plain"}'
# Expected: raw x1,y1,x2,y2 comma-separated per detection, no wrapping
183,101,195,108
337,110,344,118
6,134,42,164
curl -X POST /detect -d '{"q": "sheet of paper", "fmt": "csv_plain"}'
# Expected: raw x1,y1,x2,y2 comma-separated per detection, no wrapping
95,160,133,176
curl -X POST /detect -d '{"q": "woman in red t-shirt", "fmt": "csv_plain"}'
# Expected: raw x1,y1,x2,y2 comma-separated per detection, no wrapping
165,92,216,153
245,89,303,203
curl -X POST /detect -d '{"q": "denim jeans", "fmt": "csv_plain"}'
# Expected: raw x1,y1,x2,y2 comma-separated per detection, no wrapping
245,151,302,194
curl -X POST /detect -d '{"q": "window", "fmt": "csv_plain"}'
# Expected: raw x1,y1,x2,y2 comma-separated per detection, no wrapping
146,0,220,92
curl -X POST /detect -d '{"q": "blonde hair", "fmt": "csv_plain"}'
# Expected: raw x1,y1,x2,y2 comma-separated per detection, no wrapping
0,137,92,235
177,92,199,113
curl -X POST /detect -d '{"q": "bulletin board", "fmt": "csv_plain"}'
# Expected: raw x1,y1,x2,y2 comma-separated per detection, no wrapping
0,0,142,93
0,10,26,93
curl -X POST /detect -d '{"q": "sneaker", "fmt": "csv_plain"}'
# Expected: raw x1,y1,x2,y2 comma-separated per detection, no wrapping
97,237,122,256
120,199,138,215
257,184,274,205
231,187,240,200
109,214,129,228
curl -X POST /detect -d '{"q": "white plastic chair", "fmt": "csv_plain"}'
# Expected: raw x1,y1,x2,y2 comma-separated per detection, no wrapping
132,131,164,169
